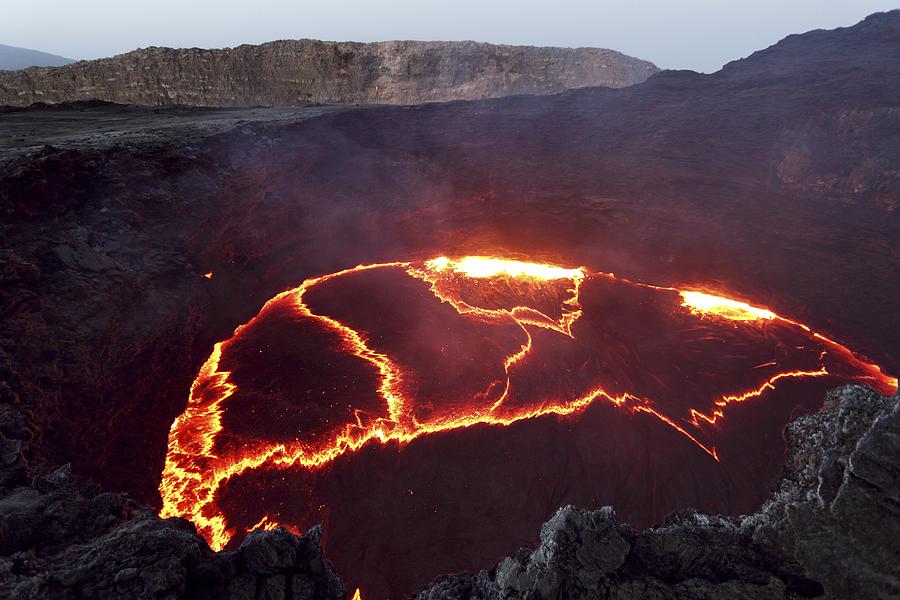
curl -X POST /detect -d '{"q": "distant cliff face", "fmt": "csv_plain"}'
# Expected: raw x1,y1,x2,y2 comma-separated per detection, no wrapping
0,40,657,107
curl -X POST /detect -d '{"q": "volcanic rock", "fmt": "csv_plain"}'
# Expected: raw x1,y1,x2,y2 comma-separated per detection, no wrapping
240,528,299,575
0,467,344,599
0,41,657,108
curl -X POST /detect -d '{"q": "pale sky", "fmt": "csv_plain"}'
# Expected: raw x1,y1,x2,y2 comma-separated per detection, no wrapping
2,1,896,73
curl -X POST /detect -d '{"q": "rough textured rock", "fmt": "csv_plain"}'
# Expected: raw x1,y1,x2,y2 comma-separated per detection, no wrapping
0,40,657,108
747,385,900,598
416,386,900,598
0,466,344,599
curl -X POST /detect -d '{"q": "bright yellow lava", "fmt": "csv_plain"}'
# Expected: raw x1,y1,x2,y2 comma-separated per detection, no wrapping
427,255,585,281
679,291,776,321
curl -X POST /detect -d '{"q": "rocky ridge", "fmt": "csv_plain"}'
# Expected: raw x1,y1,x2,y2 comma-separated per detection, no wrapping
0,40,657,107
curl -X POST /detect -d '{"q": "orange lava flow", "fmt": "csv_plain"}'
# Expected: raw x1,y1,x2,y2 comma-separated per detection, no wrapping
159,256,897,553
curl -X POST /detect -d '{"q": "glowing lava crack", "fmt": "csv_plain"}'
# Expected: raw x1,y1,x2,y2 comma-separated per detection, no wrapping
160,256,897,554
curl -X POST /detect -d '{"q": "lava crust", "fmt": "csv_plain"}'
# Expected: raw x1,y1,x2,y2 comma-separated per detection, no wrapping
160,257,895,598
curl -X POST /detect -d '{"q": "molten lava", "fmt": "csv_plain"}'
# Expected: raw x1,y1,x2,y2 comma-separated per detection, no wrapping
679,291,776,321
159,256,896,594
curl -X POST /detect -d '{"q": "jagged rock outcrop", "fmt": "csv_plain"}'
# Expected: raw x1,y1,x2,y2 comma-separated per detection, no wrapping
416,386,900,598
747,386,900,597
0,466,344,599
0,40,657,107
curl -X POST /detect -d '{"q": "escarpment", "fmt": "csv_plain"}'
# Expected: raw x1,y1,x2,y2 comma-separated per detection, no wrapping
0,40,657,107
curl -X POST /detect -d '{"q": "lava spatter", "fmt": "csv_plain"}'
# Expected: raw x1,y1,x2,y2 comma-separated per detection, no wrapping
160,256,897,554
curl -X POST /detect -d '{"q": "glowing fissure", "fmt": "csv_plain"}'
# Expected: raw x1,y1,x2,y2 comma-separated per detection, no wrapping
160,256,897,552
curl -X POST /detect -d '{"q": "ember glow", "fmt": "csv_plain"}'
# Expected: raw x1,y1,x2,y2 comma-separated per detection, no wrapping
159,255,897,567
